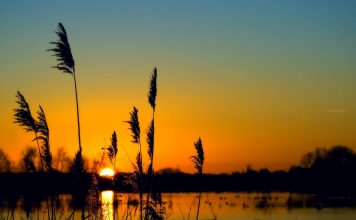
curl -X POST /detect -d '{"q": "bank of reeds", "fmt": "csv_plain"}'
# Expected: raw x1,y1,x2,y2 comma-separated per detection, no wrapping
14,92,55,219
123,67,165,220
9,21,209,220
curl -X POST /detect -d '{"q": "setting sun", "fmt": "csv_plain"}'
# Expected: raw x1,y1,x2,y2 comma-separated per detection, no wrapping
99,168,115,177
1,1,356,220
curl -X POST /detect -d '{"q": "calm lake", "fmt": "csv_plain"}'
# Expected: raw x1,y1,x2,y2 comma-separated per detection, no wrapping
1,192,356,220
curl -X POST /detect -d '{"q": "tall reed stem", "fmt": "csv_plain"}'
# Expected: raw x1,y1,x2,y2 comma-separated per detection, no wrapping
34,133,44,172
73,71,82,153
139,141,143,220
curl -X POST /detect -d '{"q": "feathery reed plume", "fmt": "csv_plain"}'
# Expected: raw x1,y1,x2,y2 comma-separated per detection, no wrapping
125,107,144,219
14,91,44,171
191,138,204,175
48,25,85,219
107,131,118,169
36,105,52,171
145,67,158,217
125,107,141,144
14,91,37,133
148,67,157,111
48,22,75,74
48,22,83,160
146,120,154,160
190,137,204,220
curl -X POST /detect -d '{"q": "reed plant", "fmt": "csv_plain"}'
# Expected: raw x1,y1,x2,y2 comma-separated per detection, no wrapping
123,67,165,220
14,92,52,172
190,138,204,220
48,23,85,219
48,22,83,175
36,106,52,172
146,67,163,219
36,107,56,220
14,91,55,219
106,131,118,171
125,106,144,219
14,91,44,172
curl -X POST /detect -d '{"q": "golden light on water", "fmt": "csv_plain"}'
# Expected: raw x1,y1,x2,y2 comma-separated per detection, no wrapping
101,190,114,220
99,168,115,177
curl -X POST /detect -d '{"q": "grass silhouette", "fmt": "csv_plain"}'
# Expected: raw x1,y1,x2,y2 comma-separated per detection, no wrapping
36,106,52,172
48,22,83,175
145,67,159,219
191,138,204,220
14,91,45,172
9,21,214,220
47,23,85,219
105,131,118,171
123,67,164,220
14,92,55,219
125,106,144,219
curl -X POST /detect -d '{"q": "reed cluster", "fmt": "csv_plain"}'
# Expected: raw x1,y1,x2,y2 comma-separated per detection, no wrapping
10,21,206,220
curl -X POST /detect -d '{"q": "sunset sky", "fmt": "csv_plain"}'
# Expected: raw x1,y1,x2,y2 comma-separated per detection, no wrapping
1,1,356,174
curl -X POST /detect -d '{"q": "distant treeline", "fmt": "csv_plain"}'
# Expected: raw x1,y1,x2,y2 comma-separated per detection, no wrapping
0,145,355,195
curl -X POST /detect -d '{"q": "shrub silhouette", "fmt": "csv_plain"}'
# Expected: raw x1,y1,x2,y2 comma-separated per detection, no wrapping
0,148,11,172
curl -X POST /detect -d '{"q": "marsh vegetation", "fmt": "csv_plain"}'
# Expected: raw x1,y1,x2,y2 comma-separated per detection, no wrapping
1,21,356,220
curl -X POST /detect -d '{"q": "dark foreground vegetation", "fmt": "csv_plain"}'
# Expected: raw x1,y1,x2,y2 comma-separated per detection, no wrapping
2,21,356,219
0,168,355,196
1,145,356,195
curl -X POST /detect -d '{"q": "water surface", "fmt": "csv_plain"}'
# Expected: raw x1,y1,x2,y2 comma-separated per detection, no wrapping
1,192,355,220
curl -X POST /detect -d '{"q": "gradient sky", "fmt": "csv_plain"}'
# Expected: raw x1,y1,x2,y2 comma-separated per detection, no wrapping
1,1,356,173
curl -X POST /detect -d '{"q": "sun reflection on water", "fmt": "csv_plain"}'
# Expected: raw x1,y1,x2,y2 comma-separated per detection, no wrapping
101,190,114,220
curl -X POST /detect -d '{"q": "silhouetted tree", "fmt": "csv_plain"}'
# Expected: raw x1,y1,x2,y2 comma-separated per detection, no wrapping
300,152,315,168
300,146,355,172
312,146,355,174
0,148,11,172
20,147,37,172
52,147,72,172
